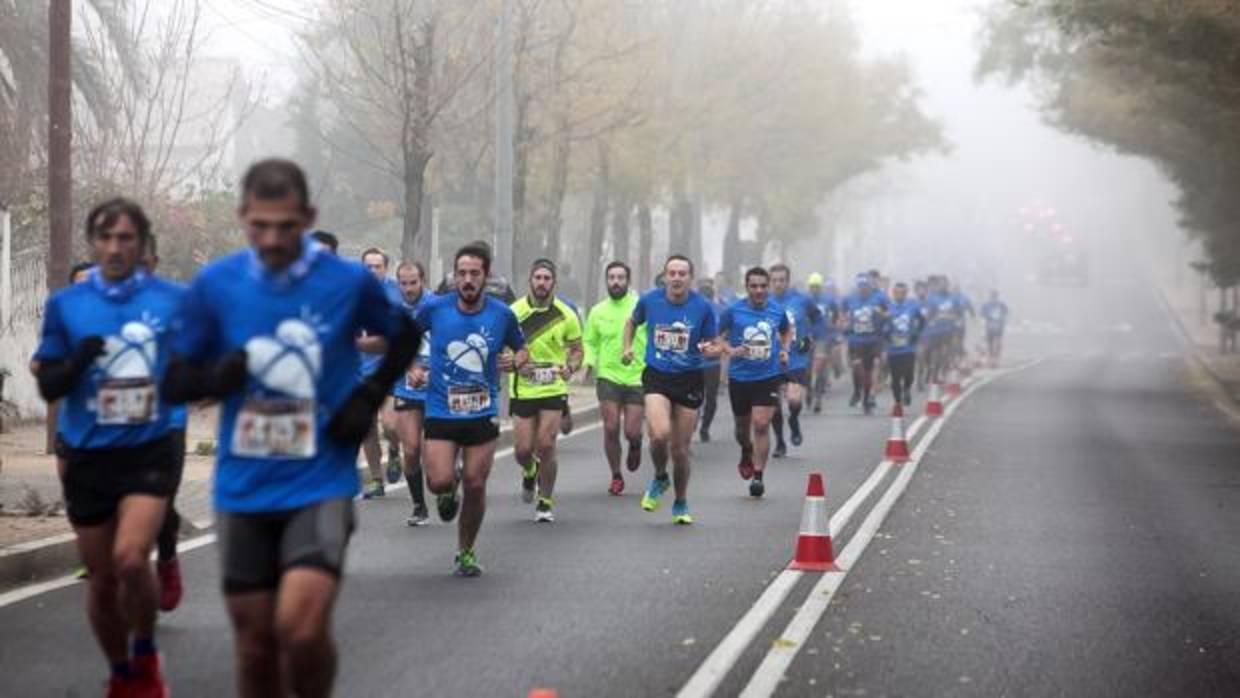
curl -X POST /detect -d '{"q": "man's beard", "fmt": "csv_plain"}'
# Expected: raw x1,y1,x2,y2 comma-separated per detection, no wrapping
608,284,627,299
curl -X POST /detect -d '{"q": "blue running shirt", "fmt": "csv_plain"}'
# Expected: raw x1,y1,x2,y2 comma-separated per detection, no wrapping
885,299,923,355
415,294,525,421
392,291,438,402
631,289,717,374
981,300,1009,334
772,290,817,371
359,278,404,377
841,292,887,346
719,299,790,383
171,239,402,513
35,269,185,450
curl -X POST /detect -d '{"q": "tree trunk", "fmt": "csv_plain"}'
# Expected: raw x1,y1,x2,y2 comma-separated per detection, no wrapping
512,91,533,272
637,203,653,289
402,149,431,262
586,142,611,307
47,0,73,455
722,195,742,282
611,197,632,268
544,119,571,262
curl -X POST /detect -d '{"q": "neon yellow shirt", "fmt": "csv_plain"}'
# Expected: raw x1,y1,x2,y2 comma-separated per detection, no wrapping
509,296,582,399
583,292,645,386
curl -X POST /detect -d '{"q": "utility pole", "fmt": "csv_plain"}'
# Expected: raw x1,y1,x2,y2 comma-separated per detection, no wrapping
47,0,73,453
494,0,515,285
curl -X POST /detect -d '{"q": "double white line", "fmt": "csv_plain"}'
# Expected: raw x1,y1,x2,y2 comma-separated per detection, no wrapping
678,365,1028,698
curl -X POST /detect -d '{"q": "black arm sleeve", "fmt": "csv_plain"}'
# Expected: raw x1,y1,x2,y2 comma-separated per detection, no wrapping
35,336,105,402
162,350,248,404
367,315,423,389
326,315,423,446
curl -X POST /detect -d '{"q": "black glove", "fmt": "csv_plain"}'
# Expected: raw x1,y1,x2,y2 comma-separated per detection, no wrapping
326,379,387,446
162,349,249,404
210,350,249,396
795,336,813,354
35,336,106,402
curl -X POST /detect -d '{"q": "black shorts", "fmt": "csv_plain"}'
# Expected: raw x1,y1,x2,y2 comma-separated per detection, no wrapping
596,378,644,406
510,394,568,418
393,397,425,412
62,435,178,527
168,428,187,494
849,343,882,365
729,377,783,417
424,416,500,447
642,366,705,410
218,498,355,594
784,367,811,388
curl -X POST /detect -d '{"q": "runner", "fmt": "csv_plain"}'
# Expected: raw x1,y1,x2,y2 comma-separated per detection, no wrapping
391,261,437,527
769,264,821,456
163,159,419,697
923,276,960,385
695,277,725,443
142,236,186,613
914,279,932,391
951,281,977,368
623,255,720,524
508,259,583,522
716,267,791,498
980,289,1010,366
806,272,839,414
884,282,924,407
417,244,527,575
33,197,183,696
583,261,646,495
841,274,889,414
357,248,404,499
310,230,338,254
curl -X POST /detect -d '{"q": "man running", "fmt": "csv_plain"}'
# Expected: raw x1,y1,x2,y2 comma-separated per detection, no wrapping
884,282,924,407
34,198,183,695
841,274,889,414
509,259,583,523
417,244,527,575
623,255,720,524
164,159,419,697
391,261,437,527
980,290,1010,366
806,273,839,414
923,276,960,385
695,277,725,443
583,261,645,495
769,264,821,456
717,267,791,498
357,248,404,499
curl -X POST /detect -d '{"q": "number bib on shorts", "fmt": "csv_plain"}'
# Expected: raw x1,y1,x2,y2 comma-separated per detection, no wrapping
96,378,158,425
448,384,491,415
232,398,317,459
528,363,560,386
653,324,690,353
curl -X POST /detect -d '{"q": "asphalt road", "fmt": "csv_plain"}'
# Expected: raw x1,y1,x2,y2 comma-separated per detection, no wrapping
2,266,1238,697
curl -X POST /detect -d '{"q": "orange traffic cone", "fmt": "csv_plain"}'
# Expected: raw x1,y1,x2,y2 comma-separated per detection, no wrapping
884,403,911,463
945,365,963,399
528,690,558,698
789,473,839,571
926,382,945,417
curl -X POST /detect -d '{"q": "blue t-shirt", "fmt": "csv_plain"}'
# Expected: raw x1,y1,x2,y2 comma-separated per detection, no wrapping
885,299,923,355
772,290,819,370
808,290,839,342
171,240,402,513
719,299,790,382
631,289,718,374
415,294,525,421
981,300,1009,334
359,278,404,377
392,291,438,402
925,292,959,336
841,292,887,346
700,298,727,369
35,269,185,450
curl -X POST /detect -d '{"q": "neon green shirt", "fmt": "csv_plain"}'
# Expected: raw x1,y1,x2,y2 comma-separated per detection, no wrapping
509,296,582,399
584,292,645,387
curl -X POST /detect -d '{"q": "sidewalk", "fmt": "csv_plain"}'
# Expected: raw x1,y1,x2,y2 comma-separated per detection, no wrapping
1158,276,1240,407
0,384,600,550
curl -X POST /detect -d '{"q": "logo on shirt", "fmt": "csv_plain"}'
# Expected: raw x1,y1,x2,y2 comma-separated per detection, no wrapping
97,319,160,379
245,318,323,399
446,332,490,375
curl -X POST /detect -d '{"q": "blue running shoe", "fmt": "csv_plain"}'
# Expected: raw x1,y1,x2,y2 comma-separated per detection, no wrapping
640,476,671,512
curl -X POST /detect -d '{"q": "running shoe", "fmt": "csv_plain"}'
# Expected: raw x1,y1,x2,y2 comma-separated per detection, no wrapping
903,392,912,407
790,417,803,446
560,411,574,435
535,497,555,523
737,451,755,481
749,477,765,498
849,392,861,408
385,458,402,485
156,558,183,613
437,492,460,522
641,475,671,512
671,500,693,525
625,446,642,472
864,397,876,416
130,653,169,698
812,399,822,415
608,475,625,496
406,505,430,527
363,480,386,499
453,549,483,577
772,442,787,459
521,459,539,504
699,428,710,443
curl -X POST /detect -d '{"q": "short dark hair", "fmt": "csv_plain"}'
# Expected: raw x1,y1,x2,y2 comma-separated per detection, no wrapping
664,254,694,275
361,247,390,267
745,266,769,284
769,263,790,278
455,244,492,274
396,260,426,280
530,258,557,278
240,158,311,211
69,261,94,283
605,261,631,280
310,230,338,253
894,281,908,291
85,197,151,246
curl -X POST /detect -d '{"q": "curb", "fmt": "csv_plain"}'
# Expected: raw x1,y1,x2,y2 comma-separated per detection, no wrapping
0,402,602,593
1155,285,1240,420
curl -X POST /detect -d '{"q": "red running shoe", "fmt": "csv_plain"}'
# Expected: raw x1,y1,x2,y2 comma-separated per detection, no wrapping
608,476,625,496
105,675,133,698
157,558,183,612
130,654,170,698
737,453,755,481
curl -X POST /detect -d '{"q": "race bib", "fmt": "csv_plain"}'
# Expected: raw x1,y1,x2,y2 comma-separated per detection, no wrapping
653,324,691,353
96,378,157,425
853,308,875,334
528,364,560,385
891,335,910,348
744,341,772,361
448,384,491,415
232,398,316,459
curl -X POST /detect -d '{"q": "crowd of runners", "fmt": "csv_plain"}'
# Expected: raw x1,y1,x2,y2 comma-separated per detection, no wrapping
30,158,1009,697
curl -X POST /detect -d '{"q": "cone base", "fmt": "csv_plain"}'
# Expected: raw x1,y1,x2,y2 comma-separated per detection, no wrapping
885,440,910,462
789,560,841,572
926,403,944,417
